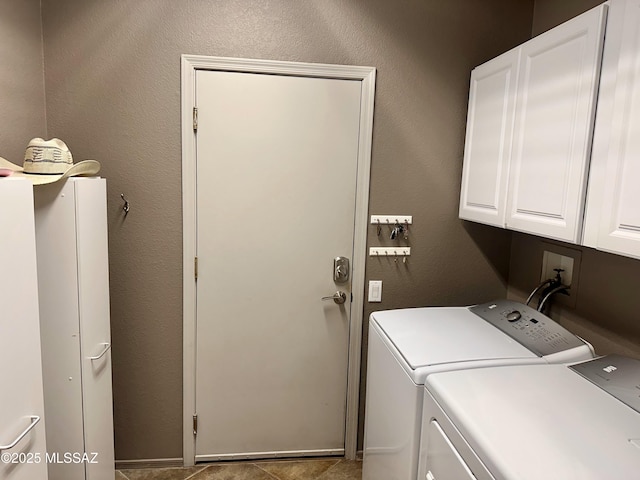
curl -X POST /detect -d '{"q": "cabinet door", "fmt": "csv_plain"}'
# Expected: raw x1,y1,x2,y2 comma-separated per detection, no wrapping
34,181,86,480
0,179,48,480
34,178,114,480
586,0,640,259
506,5,607,242
75,179,114,480
459,48,519,227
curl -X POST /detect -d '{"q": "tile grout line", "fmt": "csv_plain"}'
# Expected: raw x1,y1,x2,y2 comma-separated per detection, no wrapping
319,458,343,479
252,462,286,480
317,459,343,478
318,459,363,479
183,465,211,480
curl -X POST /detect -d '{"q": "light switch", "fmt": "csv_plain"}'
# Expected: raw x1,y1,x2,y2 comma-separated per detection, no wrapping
368,280,382,302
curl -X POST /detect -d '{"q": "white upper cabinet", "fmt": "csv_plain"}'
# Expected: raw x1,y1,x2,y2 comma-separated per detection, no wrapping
506,5,606,242
583,0,640,259
459,48,519,227
459,4,607,243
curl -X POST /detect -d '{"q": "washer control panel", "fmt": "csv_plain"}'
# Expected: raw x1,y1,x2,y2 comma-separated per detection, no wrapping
469,299,586,356
571,354,640,414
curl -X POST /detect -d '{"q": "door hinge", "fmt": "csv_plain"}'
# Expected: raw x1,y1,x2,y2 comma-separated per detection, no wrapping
193,414,198,435
194,256,198,280
193,107,198,132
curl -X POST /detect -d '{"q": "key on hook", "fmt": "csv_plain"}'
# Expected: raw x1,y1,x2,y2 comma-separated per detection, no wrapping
390,223,404,240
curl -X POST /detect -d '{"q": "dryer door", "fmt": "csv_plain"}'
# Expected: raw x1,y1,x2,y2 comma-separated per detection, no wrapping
424,420,477,480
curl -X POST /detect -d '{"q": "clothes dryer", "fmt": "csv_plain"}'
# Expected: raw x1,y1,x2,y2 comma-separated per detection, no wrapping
362,299,594,480
418,355,640,480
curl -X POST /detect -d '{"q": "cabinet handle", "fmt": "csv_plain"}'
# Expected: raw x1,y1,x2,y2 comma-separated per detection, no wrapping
0,415,40,452
89,342,111,361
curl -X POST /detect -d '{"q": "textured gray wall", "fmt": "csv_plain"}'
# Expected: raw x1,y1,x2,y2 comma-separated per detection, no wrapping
509,234,640,358
531,0,604,35
11,0,639,464
38,0,534,461
508,0,640,360
0,0,46,163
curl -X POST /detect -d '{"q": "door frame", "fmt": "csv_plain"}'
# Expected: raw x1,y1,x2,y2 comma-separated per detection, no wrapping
181,54,376,465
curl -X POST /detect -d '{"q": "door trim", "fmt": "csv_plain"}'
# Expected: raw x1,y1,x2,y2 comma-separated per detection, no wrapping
181,55,376,465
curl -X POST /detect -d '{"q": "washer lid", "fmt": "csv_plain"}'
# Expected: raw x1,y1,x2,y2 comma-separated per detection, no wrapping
370,306,536,371
426,364,640,479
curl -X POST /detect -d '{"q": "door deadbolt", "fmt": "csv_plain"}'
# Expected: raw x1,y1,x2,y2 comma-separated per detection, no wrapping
334,257,350,284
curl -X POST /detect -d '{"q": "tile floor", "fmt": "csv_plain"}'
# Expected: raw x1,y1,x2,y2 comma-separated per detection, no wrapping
116,458,362,480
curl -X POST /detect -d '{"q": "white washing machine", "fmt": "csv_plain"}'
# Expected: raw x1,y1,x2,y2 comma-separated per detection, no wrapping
362,299,594,480
418,355,640,479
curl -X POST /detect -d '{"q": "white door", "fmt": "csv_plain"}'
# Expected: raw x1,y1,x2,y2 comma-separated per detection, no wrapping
0,179,48,480
506,4,606,243
193,68,363,461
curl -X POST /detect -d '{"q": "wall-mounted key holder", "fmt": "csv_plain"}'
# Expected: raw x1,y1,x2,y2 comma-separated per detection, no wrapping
369,247,411,256
371,215,412,237
370,215,412,225
369,247,411,264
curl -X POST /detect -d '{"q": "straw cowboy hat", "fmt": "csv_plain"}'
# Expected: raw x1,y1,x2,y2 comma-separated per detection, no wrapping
0,138,100,185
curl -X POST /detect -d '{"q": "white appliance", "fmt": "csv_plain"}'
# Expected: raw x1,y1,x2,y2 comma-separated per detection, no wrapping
419,355,640,479
0,178,49,480
34,178,115,480
362,299,594,480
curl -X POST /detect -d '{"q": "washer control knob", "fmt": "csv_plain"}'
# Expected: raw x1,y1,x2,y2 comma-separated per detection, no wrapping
506,310,522,322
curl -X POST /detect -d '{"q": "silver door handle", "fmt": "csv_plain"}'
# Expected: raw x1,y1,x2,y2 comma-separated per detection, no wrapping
321,291,347,305
89,342,111,361
0,415,40,452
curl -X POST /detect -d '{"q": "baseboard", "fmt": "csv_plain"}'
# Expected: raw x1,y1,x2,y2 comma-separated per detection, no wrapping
115,458,183,470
